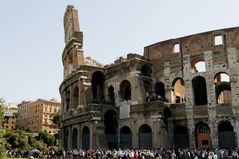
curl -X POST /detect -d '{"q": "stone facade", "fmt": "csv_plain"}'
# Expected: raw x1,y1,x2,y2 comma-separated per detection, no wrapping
3,103,18,130
60,5,239,150
17,99,60,135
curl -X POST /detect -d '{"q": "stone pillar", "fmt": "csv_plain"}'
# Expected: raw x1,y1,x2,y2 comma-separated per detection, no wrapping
204,51,216,107
68,126,72,150
70,85,73,109
209,118,218,148
132,124,138,148
187,118,195,148
90,122,94,149
163,62,171,101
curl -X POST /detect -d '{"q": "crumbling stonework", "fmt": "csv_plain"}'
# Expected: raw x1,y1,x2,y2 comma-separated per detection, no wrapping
60,5,239,150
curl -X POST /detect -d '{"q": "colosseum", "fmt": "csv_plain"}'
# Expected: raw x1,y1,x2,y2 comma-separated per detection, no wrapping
59,5,239,150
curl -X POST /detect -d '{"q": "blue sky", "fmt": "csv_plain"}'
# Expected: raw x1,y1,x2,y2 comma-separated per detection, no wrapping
0,0,239,103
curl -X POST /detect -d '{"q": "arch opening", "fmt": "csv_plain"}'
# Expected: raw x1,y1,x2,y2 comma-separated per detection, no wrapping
171,78,185,104
64,129,69,150
120,126,132,149
141,65,152,77
82,126,90,150
66,91,70,111
154,82,166,101
138,124,152,148
192,61,206,73
218,121,235,148
72,128,78,149
174,125,189,148
104,110,118,149
120,80,131,101
73,86,79,108
108,86,115,105
91,71,106,102
192,76,208,105
214,73,231,104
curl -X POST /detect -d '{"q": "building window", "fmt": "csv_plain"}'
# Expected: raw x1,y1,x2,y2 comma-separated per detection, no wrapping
173,43,180,53
214,35,223,45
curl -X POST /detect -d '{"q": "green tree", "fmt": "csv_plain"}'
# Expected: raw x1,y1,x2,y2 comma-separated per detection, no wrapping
0,98,6,158
4,129,30,149
36,130,55,147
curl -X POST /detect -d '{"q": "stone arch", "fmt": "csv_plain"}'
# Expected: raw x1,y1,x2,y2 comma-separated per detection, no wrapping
73,86,79,108
64,128,69,150
120,126,132,148
192,76,208,105
141,64,152,77
82,126,90,150
120,80,131,101
171,78,185,103
154,82,166,101
72,128,78,149
218,121,235,148
214,72,231,104
104,109,118,149
138,124,152,148
174,125,189,148
107,85,115,105
195,122,212,149
66,90,70,111
91,71,106,101
191,55,206,73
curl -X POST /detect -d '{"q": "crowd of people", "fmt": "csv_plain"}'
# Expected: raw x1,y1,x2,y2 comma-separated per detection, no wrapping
5,147,239,159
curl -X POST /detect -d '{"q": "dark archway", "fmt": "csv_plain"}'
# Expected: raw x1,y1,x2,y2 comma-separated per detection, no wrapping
192,76,208,105
108,86,115,105
142,64,152,77
64,129,69,150
174,125,189,148
91,71,106,101
120,80,131,100
154,82,165,101
171,78,185,103
104,110,118,149
66,90,70,111
82,126,90,150
73,86,79,108
120,126,132,149
138,124,152,148
218,121,235,148
195,123,211,149
72,128,78,149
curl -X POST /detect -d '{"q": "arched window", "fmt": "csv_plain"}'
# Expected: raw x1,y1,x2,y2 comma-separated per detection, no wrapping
72,128,78,149
66,90,70,111
192,76,208,105
218,121,235,148
192,61,206,73
120,80,131,100
73,86,79,108
154,82,165,101
91,71,106,101
214,73,231,104
108,86,115,105
138,124,152,148
171,78,185,103
174,125,189,148
104,110,118,149
141,65,152,77
120,126,132,148
82,126,90,150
